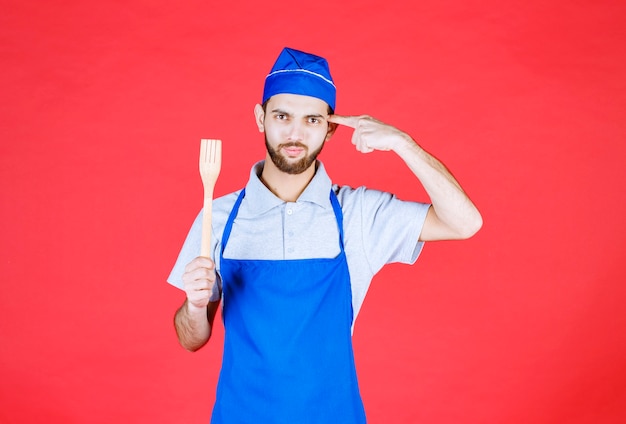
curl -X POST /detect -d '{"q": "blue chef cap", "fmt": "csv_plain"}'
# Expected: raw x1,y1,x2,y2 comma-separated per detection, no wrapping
262,47,336,111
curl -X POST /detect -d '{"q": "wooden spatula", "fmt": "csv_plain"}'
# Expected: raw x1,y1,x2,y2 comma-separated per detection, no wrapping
199,138,222,257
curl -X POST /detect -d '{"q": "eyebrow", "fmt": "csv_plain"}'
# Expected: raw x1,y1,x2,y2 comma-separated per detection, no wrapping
270,109,327,119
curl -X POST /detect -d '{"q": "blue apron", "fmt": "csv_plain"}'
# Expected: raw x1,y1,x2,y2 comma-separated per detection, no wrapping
211,189,366,424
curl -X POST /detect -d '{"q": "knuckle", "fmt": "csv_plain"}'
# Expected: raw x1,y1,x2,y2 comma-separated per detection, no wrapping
200,268,215,280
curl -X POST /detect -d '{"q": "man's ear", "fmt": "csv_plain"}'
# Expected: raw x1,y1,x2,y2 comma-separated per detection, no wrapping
325,121,338,141
254,104,265,132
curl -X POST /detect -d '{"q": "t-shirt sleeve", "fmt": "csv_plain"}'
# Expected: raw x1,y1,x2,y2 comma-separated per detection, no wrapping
345,186,430,275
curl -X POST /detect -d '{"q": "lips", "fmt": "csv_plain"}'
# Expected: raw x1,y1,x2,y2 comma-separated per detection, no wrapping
284,147,304,157
280,143,307,158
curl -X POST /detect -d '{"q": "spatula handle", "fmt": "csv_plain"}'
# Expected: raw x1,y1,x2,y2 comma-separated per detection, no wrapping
201,192,213,258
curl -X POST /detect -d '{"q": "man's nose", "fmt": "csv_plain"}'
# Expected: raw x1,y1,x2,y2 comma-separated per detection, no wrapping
286,121,303,141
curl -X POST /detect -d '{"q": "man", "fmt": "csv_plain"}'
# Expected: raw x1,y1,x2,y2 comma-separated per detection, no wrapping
168,47,482,423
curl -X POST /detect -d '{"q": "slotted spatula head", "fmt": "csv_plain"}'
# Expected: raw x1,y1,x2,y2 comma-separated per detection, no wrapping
199,139,222,189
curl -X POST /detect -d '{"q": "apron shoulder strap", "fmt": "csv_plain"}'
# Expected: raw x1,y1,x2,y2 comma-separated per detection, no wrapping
221,188,246,255
329,189,345,251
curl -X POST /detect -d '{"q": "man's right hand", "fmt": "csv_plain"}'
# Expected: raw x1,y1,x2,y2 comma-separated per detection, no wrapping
182,256,217,311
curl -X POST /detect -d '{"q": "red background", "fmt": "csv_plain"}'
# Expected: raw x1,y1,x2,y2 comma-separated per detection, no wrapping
2,1,626,423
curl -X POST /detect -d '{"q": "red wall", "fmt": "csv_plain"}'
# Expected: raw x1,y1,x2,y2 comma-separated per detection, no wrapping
2,1,625,423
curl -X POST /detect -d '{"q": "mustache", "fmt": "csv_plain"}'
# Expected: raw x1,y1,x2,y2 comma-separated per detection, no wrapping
278,142,307,149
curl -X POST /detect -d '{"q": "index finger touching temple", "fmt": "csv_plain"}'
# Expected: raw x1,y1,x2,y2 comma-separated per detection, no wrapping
327,114,360,128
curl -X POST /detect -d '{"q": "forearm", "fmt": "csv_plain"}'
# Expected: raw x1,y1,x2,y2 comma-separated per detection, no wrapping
393,136,482,240
174,299,212,352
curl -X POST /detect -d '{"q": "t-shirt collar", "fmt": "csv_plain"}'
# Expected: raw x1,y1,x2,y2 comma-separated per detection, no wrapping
244,160,333,215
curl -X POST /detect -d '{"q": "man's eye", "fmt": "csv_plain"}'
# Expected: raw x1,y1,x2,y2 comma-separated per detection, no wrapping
309,118,320,124
275,114,286,120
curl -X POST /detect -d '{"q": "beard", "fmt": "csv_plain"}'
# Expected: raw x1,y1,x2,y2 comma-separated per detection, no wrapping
265,136,324,175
